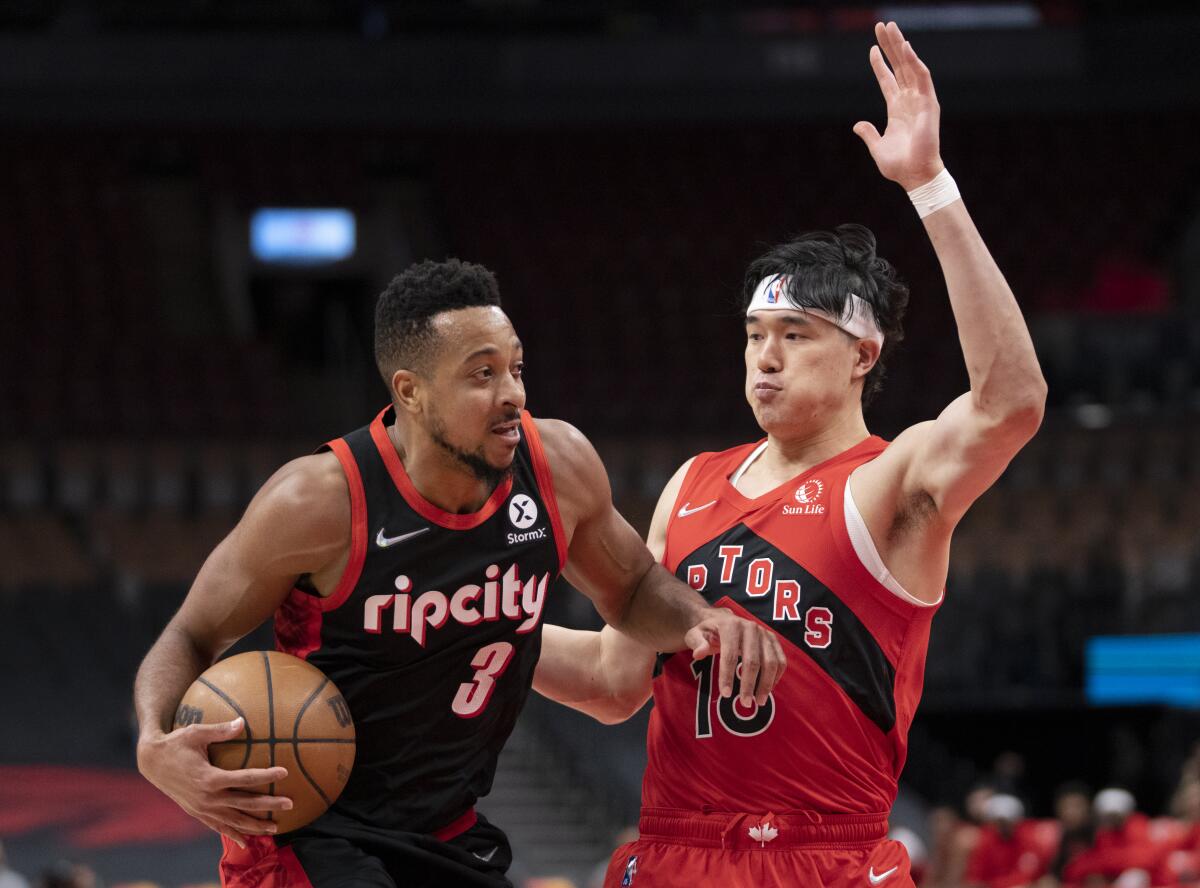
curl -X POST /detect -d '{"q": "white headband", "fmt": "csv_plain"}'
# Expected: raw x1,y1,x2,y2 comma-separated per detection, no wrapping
747,274,884,348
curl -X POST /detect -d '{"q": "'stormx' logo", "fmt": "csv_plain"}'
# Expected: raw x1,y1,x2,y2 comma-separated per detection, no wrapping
508,494,538,529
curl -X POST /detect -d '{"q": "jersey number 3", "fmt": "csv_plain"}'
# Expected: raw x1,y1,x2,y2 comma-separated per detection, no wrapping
691,658,775,739
452,642,515,718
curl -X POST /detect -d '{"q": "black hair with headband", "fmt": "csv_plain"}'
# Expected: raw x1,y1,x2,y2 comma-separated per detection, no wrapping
742,223,909,406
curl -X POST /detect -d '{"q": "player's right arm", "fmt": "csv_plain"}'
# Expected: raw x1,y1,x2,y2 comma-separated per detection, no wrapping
532,458,693,723
133,451,350,848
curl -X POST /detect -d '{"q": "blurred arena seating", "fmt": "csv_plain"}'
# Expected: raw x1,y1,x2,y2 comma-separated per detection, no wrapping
4,114,1199,438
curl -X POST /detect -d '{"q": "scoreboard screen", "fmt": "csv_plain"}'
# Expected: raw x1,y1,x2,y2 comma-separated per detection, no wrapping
251,208,356,264
1086,634,1200,707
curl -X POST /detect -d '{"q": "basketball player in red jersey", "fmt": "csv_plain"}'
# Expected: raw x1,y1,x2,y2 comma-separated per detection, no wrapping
133,259,784,887
534,21,1047,888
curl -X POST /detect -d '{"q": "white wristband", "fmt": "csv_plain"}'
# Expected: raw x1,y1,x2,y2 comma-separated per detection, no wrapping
906,168,960,219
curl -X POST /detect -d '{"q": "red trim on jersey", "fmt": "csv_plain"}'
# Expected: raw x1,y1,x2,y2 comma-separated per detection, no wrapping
520,411,568,570
275,587,324,660
368,407,514,530
431,806,478,842
219,836,314,887
321,437,368,612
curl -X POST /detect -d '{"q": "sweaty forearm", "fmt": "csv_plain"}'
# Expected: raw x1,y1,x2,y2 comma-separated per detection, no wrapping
923,200,1045,413
615,563,709,653
134,622,216,741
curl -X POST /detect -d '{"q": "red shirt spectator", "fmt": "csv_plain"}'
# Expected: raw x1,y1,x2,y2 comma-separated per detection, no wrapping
966,821,1058,888
965,795,1058,888
1063,790,1173,886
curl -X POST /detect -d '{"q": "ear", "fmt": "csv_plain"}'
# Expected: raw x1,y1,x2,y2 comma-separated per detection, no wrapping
849,338,881,381
391,368,423,415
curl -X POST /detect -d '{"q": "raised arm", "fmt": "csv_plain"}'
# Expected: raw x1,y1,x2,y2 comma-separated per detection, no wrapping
537,420,784,707
852,23,1046,543
134,452,349,847
533,457,694,722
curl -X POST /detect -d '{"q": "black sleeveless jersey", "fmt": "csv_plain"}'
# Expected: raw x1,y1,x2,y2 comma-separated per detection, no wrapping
274,406,565,835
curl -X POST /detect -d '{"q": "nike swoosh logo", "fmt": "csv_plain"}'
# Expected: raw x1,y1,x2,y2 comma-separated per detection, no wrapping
472,847,498,863
375,527,430,548
868,866,898,885
677,500,717,519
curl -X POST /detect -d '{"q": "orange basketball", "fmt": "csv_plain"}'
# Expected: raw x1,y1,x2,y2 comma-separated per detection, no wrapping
174,651,356,833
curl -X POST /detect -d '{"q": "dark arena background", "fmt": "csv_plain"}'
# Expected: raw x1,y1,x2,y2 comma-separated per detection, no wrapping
3,1,1200,886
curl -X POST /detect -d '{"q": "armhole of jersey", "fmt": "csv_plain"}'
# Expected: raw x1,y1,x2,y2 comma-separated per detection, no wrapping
842,473,943,609
662,452,712,569
320,437,368,612
520,412,568,571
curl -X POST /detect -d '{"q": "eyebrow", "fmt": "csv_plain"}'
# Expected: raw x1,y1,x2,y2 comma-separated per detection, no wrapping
462,340,523,364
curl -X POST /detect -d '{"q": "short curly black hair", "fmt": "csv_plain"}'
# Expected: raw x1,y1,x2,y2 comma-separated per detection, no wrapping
743,224,909,406
374,258,502,383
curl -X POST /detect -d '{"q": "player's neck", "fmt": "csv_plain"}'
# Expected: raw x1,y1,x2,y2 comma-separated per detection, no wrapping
387,423,498,515
763,406,870,476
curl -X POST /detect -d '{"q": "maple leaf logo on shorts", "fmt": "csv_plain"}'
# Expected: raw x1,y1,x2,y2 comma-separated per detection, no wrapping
748,822,779,846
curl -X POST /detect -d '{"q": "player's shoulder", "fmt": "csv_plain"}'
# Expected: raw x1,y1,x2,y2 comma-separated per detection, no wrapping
241,451,350,542
261,450,347,506
529,417,601,485
654,440,762,510
530,416,587,452
691,439,766,479
852,421,930,485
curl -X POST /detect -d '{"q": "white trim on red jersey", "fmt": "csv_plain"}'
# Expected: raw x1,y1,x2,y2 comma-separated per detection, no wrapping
843,476,944,609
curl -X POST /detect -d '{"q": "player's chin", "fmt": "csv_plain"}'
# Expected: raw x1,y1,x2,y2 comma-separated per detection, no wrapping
752,404,799,438
483,437,520,466
748,398,778,428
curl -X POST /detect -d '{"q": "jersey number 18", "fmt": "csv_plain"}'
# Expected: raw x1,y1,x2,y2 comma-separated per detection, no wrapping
690,657,775,739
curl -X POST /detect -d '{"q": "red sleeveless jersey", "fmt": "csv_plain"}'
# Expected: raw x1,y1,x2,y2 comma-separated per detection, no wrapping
643,436,940,816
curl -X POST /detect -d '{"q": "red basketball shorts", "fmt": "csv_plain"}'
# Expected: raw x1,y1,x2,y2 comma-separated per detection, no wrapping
603,808,914,888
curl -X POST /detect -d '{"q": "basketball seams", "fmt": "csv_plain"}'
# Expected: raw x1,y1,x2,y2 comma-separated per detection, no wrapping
211,738,354,745
210,739,355,744
261,651,276,822
292,678,335,807
198,676,254,770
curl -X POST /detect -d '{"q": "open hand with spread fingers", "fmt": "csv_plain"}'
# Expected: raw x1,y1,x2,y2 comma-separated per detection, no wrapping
853,21,945,191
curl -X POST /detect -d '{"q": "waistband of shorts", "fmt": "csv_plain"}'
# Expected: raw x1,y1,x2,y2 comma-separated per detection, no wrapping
637,806,889,850
431,806,477,842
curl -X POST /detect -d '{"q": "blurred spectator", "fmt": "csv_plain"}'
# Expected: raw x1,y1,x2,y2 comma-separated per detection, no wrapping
37,861,98,888
1061,789,1167,887
992,753,1032,802
891,826,929,885
933,786,998,888
1085,250,1170,316
922,805,968,887
0,842,30,888
1049,782,1096,883
964,794,1056,888
1158,778,1200,886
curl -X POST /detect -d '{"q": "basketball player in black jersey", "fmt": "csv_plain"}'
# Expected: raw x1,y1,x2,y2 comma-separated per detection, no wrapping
133,258,786,887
